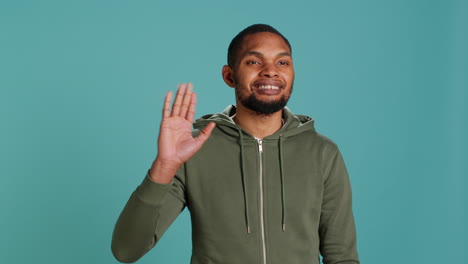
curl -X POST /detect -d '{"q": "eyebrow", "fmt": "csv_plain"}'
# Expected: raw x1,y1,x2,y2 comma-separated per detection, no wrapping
242,51,292,58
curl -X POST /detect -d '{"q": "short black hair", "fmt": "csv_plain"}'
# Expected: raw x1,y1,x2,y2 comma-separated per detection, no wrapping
227,24,291,68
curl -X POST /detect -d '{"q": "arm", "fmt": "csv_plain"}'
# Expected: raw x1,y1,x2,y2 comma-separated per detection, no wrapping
111,83,215,263
111,169,186,263
319,147,359,264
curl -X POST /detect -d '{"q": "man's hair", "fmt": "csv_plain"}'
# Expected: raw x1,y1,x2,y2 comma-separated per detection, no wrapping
227,24,291,68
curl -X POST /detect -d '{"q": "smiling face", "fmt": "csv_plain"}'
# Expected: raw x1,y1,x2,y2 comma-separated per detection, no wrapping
222,32,295,115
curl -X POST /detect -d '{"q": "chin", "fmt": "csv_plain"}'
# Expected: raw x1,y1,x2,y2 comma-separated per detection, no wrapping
242,95,288,115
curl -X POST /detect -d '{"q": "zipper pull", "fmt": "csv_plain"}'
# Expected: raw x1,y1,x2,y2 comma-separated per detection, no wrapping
258,139,263,153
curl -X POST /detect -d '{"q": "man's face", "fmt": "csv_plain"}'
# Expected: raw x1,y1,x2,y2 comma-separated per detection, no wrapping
230,32,294,115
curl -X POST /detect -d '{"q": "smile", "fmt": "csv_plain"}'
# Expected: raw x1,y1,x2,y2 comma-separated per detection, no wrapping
258,85,280,90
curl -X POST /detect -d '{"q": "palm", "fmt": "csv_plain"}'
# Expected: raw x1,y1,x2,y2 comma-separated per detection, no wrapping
159,116,200,164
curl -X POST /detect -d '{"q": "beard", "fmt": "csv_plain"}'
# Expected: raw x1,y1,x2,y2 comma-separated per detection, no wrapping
235,83,293,115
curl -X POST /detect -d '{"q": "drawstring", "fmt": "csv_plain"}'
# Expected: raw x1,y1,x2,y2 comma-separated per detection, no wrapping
239,129,251,234
238,129,286,233
279,134,286,231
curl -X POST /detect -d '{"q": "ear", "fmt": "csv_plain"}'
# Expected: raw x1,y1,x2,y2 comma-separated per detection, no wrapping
222,65,236,88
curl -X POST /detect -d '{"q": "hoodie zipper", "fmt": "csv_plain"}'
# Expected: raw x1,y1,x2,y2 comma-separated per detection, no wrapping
257,139,267,264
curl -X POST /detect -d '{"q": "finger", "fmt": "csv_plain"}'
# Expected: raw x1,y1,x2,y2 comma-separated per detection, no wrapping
171,83,187,117
186,92,197,123
194,122,216,146
179,83,193,119
162,91,173,118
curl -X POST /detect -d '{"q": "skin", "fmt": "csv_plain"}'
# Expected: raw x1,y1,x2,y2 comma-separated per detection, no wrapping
149,83,215,183
222,32,294,138
150,32,294,183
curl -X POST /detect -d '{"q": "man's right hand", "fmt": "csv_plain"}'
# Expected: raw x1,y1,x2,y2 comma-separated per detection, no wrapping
149,83,216,184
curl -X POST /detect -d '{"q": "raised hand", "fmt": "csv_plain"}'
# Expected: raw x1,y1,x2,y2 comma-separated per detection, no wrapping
149,83,215,183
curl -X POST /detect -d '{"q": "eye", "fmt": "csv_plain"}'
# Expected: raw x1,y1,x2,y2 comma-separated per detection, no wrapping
246,60,260,65
278,61,289,66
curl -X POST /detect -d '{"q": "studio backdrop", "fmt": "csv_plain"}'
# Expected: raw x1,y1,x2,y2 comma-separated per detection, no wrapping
1,0,466,263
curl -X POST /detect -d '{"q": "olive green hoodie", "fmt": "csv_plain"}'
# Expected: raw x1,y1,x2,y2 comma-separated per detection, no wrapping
112,106,359,264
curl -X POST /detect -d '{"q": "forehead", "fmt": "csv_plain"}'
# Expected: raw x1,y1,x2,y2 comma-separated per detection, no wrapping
239,32,291,55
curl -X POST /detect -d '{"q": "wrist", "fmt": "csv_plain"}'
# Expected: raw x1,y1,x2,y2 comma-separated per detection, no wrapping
149,158,180,184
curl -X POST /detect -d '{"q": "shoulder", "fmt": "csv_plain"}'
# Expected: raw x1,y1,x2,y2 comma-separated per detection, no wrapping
315,132,339,151
303,131,341,164
292,125,339,152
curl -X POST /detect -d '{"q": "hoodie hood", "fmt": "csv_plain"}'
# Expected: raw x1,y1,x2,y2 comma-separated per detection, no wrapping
193,105,316,139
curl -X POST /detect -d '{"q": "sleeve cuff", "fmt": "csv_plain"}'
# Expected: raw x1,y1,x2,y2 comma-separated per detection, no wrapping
135,170,174,205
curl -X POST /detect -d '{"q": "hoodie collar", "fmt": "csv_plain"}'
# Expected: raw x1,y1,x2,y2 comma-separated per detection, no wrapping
194,105,315,140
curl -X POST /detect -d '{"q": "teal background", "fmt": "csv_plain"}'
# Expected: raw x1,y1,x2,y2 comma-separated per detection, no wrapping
1,0,466,263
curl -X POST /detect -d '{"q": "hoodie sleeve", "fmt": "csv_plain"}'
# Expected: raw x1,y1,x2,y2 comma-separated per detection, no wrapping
319,147,359,264
111,166,187,263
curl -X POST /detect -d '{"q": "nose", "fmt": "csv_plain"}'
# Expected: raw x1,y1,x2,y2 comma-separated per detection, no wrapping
261,63,279,78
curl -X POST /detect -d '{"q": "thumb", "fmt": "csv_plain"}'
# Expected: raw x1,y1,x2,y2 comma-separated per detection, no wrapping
194,122,216,146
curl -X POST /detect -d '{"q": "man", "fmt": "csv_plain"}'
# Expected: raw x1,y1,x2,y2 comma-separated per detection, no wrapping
112,24,359,264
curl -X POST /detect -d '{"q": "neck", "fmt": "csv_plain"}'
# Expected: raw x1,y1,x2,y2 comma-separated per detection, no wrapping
233,104,283,139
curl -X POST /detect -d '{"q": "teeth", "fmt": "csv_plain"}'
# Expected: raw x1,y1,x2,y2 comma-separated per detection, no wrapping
258,85,279,90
